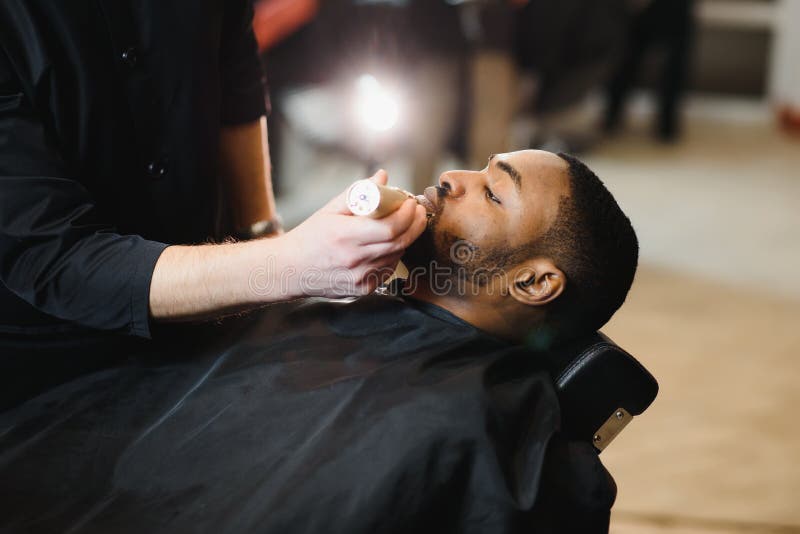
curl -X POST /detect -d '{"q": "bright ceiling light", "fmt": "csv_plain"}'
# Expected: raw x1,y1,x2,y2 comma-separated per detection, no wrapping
355,74,400,133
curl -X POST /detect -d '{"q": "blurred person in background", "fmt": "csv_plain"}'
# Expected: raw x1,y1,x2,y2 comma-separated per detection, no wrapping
463,1,519,170
261,0,631,186
466,0,628,160
603,0,697,141
0,0,426,410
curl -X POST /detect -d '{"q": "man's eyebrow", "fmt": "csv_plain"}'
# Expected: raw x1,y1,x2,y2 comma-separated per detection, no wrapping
493,159,522,193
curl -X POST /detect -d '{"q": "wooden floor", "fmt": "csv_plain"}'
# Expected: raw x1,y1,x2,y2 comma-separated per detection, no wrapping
582,99,800,533
602,266,800,533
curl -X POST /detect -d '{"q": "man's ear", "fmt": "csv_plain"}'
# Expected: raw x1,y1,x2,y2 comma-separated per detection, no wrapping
509,258,566,306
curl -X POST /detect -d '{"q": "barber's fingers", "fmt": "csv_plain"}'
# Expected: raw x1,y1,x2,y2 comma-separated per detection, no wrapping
400,205,428,248
358,204,427,256
323,170,389,215
349,199,425,246
371,250,404,273
350,199,419,245
351,251,405,294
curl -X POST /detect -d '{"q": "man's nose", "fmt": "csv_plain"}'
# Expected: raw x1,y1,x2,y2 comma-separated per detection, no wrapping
439,170,480,198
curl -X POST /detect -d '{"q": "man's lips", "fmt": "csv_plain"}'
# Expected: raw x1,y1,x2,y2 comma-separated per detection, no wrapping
416,187,438,214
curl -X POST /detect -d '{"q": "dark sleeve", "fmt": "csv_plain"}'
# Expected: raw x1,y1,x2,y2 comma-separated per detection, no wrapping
0,48,168,338
219,0,269,125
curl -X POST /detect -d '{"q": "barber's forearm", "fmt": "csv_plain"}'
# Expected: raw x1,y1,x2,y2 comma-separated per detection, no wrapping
149,168,429,323
219,116,278,230
148,238,296,322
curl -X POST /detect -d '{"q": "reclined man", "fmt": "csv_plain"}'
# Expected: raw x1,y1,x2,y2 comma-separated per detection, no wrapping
0,150,639,534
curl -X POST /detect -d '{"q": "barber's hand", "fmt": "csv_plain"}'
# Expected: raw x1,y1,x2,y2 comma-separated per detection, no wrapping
278,170,427,298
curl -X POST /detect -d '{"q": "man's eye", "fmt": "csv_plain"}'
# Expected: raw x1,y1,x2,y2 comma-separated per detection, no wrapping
485,187,501,204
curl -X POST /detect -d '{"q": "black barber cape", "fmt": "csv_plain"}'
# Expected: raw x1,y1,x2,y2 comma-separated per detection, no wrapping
0,295,616,533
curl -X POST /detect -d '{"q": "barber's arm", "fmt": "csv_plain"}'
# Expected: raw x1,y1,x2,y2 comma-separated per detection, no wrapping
0,49,168,339
218,0,280,237
219,117,280,236
147,0,424,322
0,74,424,332
149,178,426,321
0,11,426,336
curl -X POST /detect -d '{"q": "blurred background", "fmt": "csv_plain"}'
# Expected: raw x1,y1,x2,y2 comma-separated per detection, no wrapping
254,0,799,532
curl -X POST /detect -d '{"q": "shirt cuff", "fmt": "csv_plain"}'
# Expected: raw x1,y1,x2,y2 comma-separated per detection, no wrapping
221,75,270,125
129,240,170,339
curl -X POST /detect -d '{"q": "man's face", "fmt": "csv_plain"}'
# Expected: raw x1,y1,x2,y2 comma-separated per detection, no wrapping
405,150,570,278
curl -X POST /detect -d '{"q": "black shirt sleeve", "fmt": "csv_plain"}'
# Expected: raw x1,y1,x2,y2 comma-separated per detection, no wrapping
0,49,168,338
219,0,269,125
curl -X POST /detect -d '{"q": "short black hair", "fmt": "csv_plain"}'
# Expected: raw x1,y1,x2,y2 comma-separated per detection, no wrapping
531,153,639,342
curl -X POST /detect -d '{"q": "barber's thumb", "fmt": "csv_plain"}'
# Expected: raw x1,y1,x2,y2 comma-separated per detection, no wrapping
369,169,389,186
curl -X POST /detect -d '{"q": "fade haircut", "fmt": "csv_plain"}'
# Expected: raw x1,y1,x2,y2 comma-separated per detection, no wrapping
530,153,639,342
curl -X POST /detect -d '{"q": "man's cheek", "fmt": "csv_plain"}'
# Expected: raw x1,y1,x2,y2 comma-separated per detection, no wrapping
433,210,459,236
440,216,487,248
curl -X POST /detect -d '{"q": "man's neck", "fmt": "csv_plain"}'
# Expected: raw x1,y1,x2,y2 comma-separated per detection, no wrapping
405,277,521,342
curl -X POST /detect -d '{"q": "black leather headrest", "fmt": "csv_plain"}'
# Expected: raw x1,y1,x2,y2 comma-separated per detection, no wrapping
545,332,659,450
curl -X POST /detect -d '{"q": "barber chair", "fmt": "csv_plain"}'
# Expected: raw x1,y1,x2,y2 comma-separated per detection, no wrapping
388,275,658,453
546,333,658,452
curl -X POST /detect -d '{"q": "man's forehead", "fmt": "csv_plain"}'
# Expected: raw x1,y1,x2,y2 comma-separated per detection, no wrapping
494,150,569,190
497,149,566,173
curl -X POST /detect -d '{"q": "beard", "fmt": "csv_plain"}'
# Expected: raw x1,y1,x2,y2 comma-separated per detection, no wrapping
403,195,532,293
